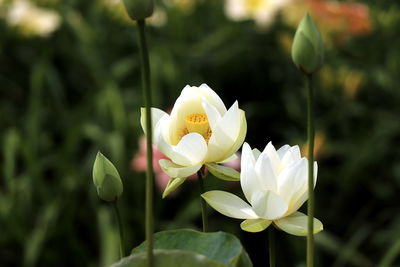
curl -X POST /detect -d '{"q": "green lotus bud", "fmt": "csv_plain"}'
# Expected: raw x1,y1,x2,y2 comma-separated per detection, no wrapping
122,0,154,21
92,152,123,202
292,13,324,75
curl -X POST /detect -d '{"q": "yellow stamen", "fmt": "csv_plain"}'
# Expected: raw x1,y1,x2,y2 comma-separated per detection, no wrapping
204,129,212,143
177,128,189,142
185,113,210,137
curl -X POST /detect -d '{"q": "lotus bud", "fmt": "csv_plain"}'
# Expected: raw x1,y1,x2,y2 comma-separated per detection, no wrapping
92,152,123,202
122,0,154,21
292,13,324,75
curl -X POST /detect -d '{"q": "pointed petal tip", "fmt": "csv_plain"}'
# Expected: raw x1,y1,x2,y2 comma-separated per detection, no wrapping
242,142,251,153
199,83,210,88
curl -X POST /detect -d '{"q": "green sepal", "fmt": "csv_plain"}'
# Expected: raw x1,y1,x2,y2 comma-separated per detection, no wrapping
162,177,187,198
206,163,240,181
240,219,271,233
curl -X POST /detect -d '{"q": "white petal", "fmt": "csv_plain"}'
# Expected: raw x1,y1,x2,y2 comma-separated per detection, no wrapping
202,101,221,132
255,152,278,192
252,148,262,161
278,158,307,204
156,123,207,166
240,143,260,203
290,146,301,160
159,159,202,178
242,142,256,164
217,153,237,164
287,192,308,216
251,190,288,220
276,145,290,159
262,142,281,175
140,107,168,141
240,219,271,233
281,145,302,168
154,116,190,164
196,84,227,115
217,109,247,162
155,114,172,143
286,161,318,214
314,161,318,187
179,85,193,97
274,211,323,236
172,133,207,165
154,115,177,157
181,84,227,116
201,190,258,219
206,101,240,162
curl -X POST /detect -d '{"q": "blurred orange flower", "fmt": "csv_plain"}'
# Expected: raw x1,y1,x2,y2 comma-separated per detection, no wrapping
309,0,372,40
283,0,372,44
301,131,327,159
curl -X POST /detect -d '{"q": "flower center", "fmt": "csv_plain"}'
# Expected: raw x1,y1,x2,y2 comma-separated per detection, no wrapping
179,113,212,143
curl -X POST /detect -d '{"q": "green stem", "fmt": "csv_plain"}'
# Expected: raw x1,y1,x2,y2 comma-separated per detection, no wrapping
113,202,126,258
378,240,400,267
269,227,275,267
197,169,208,232
137,19,154,267
306,74,315,267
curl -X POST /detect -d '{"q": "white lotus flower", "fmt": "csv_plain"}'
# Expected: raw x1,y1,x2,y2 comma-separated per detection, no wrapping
6,0,61,37
202,142,323,235
141,84,247,197
225,0,293,28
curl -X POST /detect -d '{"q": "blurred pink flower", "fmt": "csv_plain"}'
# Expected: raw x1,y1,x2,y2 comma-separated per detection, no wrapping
132,136,171,193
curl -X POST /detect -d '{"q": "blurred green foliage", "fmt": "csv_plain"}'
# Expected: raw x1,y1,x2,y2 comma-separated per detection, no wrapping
1,0,400,266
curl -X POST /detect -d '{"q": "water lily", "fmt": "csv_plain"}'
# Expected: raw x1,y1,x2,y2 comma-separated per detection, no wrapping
141,84,246,197
202,142,323,235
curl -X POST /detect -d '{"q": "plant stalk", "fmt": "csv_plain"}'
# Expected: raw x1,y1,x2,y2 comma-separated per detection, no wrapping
306,74,315,267
137,19,154,267
269,227,276,267
197,169,208,232
113,202,126,258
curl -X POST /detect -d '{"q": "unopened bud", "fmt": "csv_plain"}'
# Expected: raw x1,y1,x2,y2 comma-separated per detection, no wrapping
292,13,324,75
92,152,123,202
122,0,154,21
